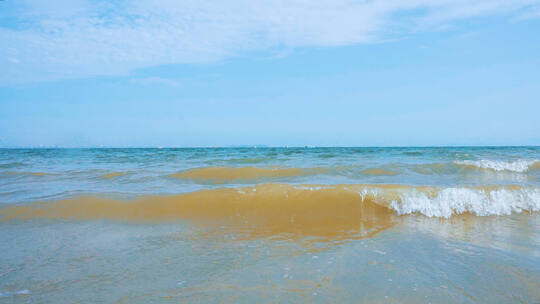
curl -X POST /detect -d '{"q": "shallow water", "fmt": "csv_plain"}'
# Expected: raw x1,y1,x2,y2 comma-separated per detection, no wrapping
0,147,539,303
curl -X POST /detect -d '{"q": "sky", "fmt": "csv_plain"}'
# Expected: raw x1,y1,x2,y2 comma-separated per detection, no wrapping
1,0,539,147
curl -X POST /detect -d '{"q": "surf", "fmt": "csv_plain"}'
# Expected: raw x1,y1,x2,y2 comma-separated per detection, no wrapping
2,183,538,226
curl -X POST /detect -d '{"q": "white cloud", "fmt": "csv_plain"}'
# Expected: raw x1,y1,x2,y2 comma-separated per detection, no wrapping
0,0,539,84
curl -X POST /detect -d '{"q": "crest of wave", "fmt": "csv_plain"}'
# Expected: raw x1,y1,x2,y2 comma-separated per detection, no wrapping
387,187,540,218
455,159,538,173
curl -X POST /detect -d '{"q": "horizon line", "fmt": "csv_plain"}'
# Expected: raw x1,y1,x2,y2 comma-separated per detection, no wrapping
0,145,538,149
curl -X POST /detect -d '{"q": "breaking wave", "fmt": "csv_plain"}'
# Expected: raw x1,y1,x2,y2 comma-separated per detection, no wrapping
1,184,538,223
387,185,540,218
455,159,539,173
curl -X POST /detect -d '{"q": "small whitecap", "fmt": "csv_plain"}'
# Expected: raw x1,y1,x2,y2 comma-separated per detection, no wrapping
456,159,538,173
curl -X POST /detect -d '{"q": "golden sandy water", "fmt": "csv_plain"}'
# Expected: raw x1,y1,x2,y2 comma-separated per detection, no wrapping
1,171,51,177
168,167,319,181
101,172,128,179
1,183,536,242
170,166,402,181
359,168,399,176
1,148,539,302
0,184,398,241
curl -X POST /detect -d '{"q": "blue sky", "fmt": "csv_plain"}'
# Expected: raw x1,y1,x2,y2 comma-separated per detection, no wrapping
1,0,539,147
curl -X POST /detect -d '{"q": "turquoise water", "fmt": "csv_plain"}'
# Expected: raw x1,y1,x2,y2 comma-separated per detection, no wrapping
1,147,539,303
1,147,539,203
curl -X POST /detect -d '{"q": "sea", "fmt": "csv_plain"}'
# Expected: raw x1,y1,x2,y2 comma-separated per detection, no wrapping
0,147,539,303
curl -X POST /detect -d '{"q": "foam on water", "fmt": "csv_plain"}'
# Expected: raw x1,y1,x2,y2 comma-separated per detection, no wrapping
2,148,539,303
2,184,538,226
1,148,540,216
388,186,540,218
455,159,539,173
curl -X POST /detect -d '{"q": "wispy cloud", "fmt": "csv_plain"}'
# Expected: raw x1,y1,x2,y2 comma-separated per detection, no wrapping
1,0,539,84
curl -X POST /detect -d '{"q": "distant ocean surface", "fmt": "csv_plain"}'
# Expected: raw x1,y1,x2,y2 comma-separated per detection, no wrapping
1,147,539,303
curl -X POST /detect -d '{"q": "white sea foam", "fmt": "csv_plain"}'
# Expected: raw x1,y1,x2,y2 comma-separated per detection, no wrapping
389,187,540,218
455,159,538,173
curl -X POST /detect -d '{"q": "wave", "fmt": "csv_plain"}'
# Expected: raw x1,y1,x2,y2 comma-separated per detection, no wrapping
221,157,273,164
100,172,128,179
0,184,397,241
387,185,539,218
170,166,401,181
169,167,323,181
360,168,399,176
402,151,423,156
0,290,30,298
1,184,538,222
0,162,25,169
0,171,52,177
455,159,539,173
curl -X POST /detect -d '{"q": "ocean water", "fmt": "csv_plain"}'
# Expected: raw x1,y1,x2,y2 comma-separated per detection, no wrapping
0,147,539,303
